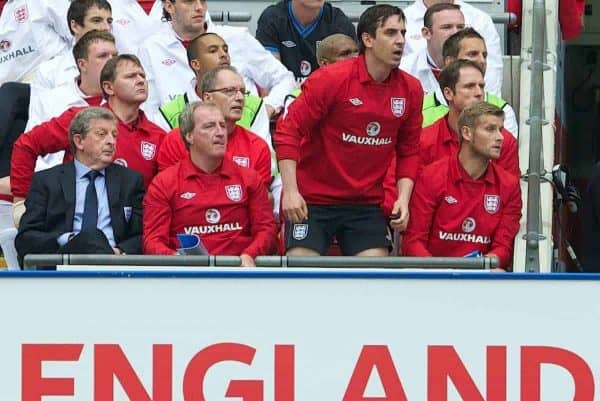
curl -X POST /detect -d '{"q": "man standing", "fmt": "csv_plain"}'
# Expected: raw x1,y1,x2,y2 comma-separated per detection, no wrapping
402,102,522,271
143,102,277,265
138,0,295,118
11,55,165,225
256,0,356,84
16,107,144,266
275,5,423,256
422,28,518,136
400,3,464,94
402,0,503,96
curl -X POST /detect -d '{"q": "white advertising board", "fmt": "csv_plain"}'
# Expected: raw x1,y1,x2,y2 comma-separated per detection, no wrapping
0,269,598,401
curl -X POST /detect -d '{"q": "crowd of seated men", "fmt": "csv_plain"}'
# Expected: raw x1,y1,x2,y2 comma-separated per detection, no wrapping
0,0,523,271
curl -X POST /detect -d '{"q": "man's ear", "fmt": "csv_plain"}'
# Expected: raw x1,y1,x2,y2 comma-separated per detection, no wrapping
76,58,86,73
361,32,374,50
201,92,211,102
421,26,432,40
442,86,454,103
72,133,85,152
460,126,472,143
190,59,201,73
102,80,114,97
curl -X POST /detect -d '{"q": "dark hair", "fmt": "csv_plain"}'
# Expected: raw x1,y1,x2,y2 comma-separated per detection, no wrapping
423,3,461,29
357,4,405,54
67,0,112,36
100,54,144,98
72,30,115,65
186,32,223,67
438,59,484,99
442,28,485,59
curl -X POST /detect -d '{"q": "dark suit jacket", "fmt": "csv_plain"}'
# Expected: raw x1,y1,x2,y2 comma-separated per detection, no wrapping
16,162,145,263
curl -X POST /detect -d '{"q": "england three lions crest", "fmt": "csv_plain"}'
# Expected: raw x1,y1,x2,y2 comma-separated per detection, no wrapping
293,224,308,240
14,5,28,23
140,141,156,160
225,185,243,202
391,98,405,117
484,194,500,214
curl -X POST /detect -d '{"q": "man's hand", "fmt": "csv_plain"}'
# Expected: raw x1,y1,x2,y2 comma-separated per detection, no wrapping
12,198,25,228
112,247,124,255
390,198,410,232
240,253,256,267
282,189,308,223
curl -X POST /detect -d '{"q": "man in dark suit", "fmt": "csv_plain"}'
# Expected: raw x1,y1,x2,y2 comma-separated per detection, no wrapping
15,107,144,267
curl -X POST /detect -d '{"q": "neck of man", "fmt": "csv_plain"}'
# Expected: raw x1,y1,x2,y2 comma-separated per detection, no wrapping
426,47,444,71
190,152,222,174
458,146,490,180
447,106,461,134
78,76,103,97
364,52,393,83
108,97,141,125
226,119,237,136
172,22,204,41
291,1,321,26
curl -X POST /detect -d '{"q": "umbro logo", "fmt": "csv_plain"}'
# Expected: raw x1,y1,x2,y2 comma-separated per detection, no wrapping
114,18,131,25
349,98,363,106
180,192,196,199
282,40,296,48
445,195,458,204
161,58,176,66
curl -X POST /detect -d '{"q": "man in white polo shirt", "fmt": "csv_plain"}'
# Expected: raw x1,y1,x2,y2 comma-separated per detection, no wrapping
138,0,296,119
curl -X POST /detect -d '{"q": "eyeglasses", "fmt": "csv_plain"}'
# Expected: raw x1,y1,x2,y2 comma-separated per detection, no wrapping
206,87,250,97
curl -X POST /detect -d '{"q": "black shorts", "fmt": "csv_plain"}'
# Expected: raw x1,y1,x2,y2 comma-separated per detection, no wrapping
284,205,391,255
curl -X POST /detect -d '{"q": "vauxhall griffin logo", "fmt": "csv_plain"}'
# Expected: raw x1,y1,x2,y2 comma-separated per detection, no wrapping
365,122,381,137
0,40,10,52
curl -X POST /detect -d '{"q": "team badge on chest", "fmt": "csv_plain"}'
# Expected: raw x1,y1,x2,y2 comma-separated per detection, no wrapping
484,194,500,214
391,98,405,117
14,6,28,23
140,141,156,160
225,185,243,202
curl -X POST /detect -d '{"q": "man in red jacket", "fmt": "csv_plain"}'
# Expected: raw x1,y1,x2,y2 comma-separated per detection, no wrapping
403,101,522,270
143,102,277,265
156,66,272,190
11,54,166,226
382,59,519,216
275,4,424,256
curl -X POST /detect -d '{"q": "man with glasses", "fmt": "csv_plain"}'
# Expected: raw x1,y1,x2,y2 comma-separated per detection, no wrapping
157,66,272,195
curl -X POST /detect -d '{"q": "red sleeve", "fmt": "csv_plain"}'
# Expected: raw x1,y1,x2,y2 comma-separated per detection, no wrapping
255,142,273,190
274,68,338,162
241,172,277,258
488,181,522,270
499,131,521,178
10,108,77,198
395,78,424,182
559,0,585,40
157,129,187,172
142,172,177,255
402,164,441,256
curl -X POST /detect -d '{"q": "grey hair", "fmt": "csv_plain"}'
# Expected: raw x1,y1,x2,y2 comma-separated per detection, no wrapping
69,107,116,152
179,101,221,148
199,65,239,96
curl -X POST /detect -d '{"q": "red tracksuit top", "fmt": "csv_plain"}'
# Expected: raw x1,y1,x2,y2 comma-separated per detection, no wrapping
381,115,519,215
275,54,423,205
10,106,165,197
143,156,277,257
156,125,272,189
402,156,522,270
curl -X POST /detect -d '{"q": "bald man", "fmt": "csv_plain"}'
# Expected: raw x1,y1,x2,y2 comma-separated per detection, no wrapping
316,33,359,67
